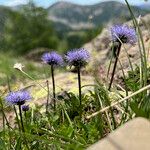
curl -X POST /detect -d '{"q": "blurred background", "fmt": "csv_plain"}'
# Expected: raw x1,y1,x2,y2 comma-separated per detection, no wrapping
0,0,149,85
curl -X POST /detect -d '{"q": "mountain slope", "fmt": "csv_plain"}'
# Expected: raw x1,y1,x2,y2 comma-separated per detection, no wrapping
138,3,150,10
47,1,149,31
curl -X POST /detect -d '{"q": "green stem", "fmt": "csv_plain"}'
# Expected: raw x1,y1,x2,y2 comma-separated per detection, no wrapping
21,70,47,92
107,43,115,78
46,80,50,113
77,66,82,106
108,42,122,90
24,111,27,126
125,0,148,106
18,105,25,132
0,99,7,130
14,105,21,131
51,65,56,111
18,105,30,149
61,104,73,128
2,109,6,141
118,59,128,96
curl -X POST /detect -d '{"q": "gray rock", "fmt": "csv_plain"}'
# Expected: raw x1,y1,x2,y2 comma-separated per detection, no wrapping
87,117,150,150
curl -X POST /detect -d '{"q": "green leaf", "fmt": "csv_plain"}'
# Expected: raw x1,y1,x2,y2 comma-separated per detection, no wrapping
15,137,22,150
0,138,6,150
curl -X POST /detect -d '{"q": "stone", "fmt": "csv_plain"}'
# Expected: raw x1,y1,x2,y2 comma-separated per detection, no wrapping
87,117,150,150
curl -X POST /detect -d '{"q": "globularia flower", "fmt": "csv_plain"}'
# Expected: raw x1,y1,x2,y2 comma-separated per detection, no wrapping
111,25,136,44
66,48,90,67
22,105,29,111
41,51,63,66
5,90,31,105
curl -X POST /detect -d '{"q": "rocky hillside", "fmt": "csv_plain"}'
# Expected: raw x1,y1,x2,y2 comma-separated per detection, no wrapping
48,1,149,31
83,13,150,79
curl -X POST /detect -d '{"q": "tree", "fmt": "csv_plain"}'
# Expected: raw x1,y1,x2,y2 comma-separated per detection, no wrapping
4,2,59,54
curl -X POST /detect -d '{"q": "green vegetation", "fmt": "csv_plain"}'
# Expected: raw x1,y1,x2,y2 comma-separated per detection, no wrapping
0,0,150,149
0,2,102,86
64,27,103,50
2,4,59,54
0,52,53,85
0,3,102,55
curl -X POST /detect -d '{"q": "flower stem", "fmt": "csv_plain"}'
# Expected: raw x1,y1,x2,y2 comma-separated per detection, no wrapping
24,111,27,125
14,106,21,131
19,106,30,149
77,66,82,107
18,105,25,132
108,42,122,90
0,99,12,149
51,65,56,111
46,80,50,113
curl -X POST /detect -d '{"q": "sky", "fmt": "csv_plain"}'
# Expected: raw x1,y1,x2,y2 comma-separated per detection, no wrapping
0,0,149,8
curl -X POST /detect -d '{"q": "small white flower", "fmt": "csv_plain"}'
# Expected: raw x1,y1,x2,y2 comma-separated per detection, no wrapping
13,63,24,71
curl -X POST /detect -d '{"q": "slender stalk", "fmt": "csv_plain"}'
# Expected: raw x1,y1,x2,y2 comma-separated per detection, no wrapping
86,83,150,119
1,105,6,140
118,59,130,119
108,42,122,90
25,111,27,118
107,44,120,127
3,77,12,149
61,104,73,128
125,0,147,77
77,66,82,106
96,88,113,131
107,43,115,78
3,114,5,132
21,70,47,92
14,105,21,131
125,0,148,101
24,111,27,127
18,105,30,149
114,33,134,73
18,105,25,132
51,65,56,111
0,103,12,149
46,80,50,113
118,59,128,96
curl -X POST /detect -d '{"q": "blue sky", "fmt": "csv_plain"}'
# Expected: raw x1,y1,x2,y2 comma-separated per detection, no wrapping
0,0,149,8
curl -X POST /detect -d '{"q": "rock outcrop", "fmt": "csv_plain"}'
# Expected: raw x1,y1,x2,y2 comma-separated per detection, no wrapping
83,14,150,79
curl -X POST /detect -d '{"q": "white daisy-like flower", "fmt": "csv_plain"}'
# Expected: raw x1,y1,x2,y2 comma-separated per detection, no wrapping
13,63,24,71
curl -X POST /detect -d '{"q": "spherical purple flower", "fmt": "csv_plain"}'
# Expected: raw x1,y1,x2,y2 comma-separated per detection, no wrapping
5,90,31,105
22,105,29,111
111,25,136,44
66,48,90,67
41,51,63,66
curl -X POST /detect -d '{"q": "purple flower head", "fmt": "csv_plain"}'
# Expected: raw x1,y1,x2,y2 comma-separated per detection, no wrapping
22,105,29,111
5,90,31,105
66,48,90,68
41,51,63,66
111,25,136,44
